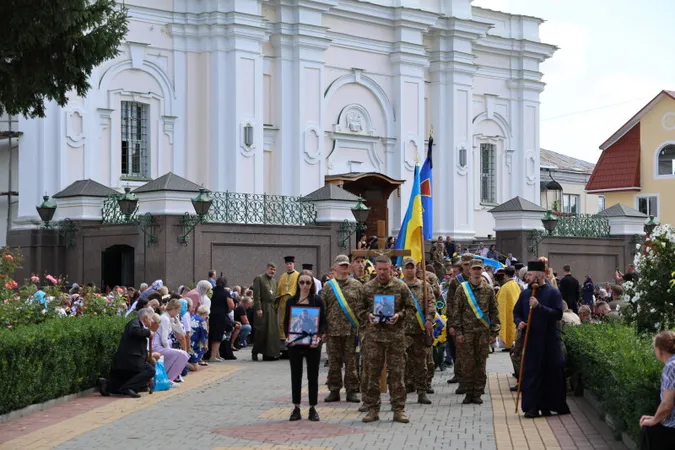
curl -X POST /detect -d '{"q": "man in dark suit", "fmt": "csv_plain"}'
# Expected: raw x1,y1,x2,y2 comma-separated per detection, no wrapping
558,264,580,315
99,307,159,398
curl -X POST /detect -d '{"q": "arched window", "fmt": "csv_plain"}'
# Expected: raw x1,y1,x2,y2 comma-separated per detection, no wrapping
658,145,675,176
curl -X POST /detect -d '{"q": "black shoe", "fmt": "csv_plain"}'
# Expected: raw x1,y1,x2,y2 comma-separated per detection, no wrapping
447,375,459,384
473,396,483,405
524,410,540,419
509,385,518,392
252,352,259,361
541,410,552,417
462,396,473,405
98,378,110,397
501,348,511,352
555,407,571,415
308,406,320,422
426,388,435,394
263,355,279,361
289,406,301,421
119,388,141,398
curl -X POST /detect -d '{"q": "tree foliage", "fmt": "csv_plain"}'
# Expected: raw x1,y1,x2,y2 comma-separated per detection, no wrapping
0,0,128,118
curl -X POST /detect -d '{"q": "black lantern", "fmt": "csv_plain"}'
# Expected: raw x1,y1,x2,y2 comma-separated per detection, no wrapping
117,187,138,217
36,195,57,224
541,209,558,236
351,197,370,224
645,215,658,235
191,188,213,217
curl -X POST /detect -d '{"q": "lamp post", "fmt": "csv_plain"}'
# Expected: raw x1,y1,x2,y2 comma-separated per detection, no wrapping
117,187,138,217
541,209,559,236
178,188,214,244
108,187,158,247
528,209,559,256
644,215,658,236
35,195,76,248
338,197,371,248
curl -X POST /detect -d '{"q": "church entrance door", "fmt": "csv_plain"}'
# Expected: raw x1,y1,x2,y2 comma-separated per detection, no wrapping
101,245,134,290
325,172,404,243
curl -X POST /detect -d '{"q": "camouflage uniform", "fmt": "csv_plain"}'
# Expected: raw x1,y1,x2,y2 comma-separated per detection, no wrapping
446,254,474,389
323,275,363,399
430,245,445,279
403,276,436,397
510,328,524,378
451,260,501,403
357,276,410,421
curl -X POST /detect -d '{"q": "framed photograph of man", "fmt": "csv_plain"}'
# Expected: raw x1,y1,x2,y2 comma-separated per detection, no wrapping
287,306,320,346
373,295,396,324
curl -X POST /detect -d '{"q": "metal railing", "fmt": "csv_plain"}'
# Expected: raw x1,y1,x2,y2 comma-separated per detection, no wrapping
205,191,316,226
551,213,611,238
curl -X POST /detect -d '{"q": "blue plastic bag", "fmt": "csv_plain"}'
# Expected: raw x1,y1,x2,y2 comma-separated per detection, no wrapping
152,360,171,391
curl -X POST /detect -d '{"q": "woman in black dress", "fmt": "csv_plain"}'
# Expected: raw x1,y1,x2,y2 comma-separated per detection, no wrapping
284,271,327,422
208,277,234,361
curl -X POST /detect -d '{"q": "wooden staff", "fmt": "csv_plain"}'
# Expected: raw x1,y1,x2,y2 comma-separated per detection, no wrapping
515,282,539,413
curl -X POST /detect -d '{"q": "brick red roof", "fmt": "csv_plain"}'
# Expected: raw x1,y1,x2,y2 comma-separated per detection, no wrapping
586,123,640,192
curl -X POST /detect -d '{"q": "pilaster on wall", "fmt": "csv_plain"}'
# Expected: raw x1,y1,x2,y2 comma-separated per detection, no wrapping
428,19,489,239
388,8,437,233
208,2,267,195
271,0,335,197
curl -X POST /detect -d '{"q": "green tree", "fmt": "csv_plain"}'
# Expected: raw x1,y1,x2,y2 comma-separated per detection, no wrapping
0,0,128,118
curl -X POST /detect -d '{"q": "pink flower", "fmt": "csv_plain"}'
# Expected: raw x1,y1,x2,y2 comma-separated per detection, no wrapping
30,276,40,283
7,325,12,329
46,275,58,285
3,254,13,261
4,280,17,289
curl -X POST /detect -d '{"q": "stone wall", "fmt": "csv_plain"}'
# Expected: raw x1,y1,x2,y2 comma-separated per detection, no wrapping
8,217,343,290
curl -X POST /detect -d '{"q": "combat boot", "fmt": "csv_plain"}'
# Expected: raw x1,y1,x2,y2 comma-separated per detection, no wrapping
426,387,435,394
362,409,380,423
447,375,459,384
358,403,369,413
472,395,483,405
455,386,467,395
417,391,432,405
462,395,473,405
393,410,409,423
346,391,360,403
324,391,340,402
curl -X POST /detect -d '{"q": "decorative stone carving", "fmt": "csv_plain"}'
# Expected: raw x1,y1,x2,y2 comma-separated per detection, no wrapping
346,110,363,133
662,112,675,131
162,116,177,145
303,126,321,164
525,151,537,185
66,109,85,147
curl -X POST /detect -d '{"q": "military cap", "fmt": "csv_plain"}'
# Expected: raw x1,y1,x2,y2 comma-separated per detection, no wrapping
471,258,484,268
333,254,350,266
460,253,474,263
402,257,416,267
451,256,461,267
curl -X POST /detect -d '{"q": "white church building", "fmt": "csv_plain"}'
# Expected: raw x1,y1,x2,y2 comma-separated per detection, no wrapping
0,0,556,247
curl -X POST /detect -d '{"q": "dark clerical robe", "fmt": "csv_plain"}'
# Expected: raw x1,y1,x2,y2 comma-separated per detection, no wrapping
513,282,570,415
252,273,280,358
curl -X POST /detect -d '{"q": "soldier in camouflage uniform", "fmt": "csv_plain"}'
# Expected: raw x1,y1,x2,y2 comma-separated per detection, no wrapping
401,257,436,404
446,253,474,392
323,254,363,403
350,254,371,284
356,255,411,424
430,241,446,279
451,259,501,404
417,263,440,393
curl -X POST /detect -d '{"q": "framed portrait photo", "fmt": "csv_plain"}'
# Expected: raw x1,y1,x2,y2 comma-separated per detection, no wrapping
373,294,396,324
288,305,320,346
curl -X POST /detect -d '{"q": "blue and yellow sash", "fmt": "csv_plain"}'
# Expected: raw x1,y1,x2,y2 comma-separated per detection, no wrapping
461,281,492,329
406,286,426,331
327,278,359,328
456,274,464,283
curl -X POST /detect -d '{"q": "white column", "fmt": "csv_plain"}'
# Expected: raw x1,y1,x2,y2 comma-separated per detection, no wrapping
208,1,266,194
428,20,487,240
272,0,334,197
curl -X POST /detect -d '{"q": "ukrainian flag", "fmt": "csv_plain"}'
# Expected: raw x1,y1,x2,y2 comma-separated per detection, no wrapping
394,165,424,265
420,135,433,240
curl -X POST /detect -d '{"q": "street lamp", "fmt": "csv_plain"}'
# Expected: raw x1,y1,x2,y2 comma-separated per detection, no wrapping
117,187,138,217
338,197,371,248
645,215,658,235
178,188,214,244
35,195,76,248
542,209,559,236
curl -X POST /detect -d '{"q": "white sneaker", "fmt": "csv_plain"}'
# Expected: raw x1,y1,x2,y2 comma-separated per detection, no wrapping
169,381,180,388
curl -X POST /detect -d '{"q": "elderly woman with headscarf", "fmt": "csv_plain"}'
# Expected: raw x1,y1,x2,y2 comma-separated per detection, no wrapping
152,299,190,384
126,280,163,316
582,276,595,306
185,280,212,311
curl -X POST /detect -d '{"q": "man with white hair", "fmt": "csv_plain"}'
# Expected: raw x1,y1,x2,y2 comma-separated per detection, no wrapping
513,261,569,418
99,307,159,398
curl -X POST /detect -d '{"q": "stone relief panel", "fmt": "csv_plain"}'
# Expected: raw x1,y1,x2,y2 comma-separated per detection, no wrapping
66,108,86,148
662,112,675,131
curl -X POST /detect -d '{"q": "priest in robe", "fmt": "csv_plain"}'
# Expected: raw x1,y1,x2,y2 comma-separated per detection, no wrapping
276,256,299,347
514,261,570,418
252,263,280,361
496,266,520,351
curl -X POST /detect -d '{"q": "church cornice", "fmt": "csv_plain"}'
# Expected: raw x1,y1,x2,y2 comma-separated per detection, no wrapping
474,35,557,62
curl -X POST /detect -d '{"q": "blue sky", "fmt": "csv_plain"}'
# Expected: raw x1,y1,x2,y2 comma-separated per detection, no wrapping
473,0,674,163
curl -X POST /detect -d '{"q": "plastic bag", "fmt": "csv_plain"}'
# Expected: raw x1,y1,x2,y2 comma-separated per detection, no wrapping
152,359,171,391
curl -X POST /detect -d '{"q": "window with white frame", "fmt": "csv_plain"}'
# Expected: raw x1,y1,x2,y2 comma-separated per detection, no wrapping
121,101,149,178
637,195,658,217
597,195,606,213
562,193,579,214
658,145,675,176
480,143,496,204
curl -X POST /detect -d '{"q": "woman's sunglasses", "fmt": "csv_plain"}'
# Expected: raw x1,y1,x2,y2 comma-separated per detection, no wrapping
298,280,313,286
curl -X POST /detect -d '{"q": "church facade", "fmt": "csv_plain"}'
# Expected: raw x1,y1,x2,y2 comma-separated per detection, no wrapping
8,0,556,243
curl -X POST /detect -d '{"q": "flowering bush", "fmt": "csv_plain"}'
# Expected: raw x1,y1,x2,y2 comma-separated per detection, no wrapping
623,224,675,333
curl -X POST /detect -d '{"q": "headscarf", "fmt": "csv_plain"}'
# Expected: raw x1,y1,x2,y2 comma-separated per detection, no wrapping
179,298,188,317
151,280,163,290
196,280,212,297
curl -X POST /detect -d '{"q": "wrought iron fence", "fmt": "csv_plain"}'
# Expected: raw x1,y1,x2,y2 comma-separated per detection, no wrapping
102,195,138,224
206,192,316,226
551,213,611,238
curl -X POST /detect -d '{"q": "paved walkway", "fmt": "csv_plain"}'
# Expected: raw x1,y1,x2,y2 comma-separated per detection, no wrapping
0,351,627,450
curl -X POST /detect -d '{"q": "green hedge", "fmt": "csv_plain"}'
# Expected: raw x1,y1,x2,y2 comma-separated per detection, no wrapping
563,323,662,440
0,316,129,415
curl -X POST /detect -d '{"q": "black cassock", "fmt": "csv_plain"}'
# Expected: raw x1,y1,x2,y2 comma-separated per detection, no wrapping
513,282,570,415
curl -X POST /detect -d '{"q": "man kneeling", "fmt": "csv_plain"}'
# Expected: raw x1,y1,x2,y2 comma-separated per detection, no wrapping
99,307,159,398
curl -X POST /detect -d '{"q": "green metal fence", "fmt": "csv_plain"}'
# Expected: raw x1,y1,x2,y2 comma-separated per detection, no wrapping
551,213,611,238
206,192,316,225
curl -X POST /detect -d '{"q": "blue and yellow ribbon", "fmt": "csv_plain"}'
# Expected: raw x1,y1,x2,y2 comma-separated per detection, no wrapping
461,281,492,329
407,287,426,331
327,278,359,328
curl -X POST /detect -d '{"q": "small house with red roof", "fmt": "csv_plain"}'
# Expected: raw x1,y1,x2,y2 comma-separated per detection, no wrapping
586,90,675,225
